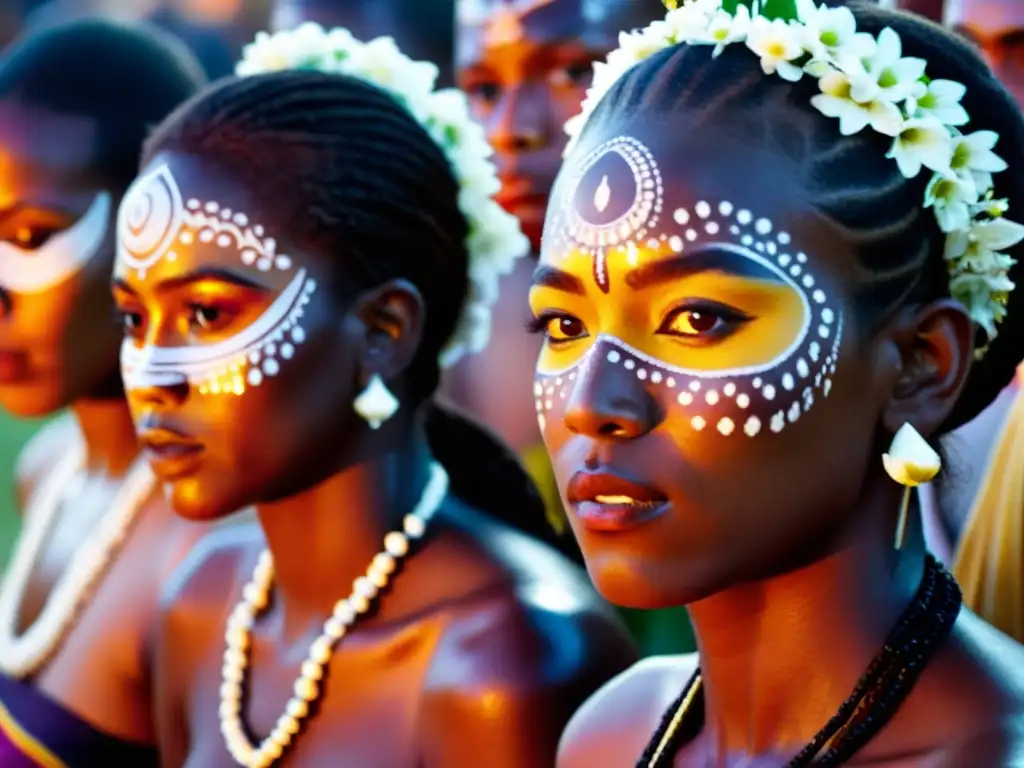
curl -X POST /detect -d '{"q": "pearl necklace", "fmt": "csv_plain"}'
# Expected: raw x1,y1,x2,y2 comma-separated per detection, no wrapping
220,462,450,768
0,445,155,678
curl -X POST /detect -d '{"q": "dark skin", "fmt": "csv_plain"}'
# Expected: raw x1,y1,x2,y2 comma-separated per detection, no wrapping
449,0,661,456
113,152,635,767
530,123,1024,765
269,0,455,84
0,100,209,743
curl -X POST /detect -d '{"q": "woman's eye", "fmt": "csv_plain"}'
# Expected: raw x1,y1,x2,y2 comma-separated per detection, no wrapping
549,62,593,89
545,314,587,342
466,80,501,103
120,311,143,333
190,305,221,330
11,226,60,250
659,305,750,339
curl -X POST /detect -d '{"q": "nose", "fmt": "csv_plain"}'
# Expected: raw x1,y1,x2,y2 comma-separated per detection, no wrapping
488,83,551,154
563,349,658,440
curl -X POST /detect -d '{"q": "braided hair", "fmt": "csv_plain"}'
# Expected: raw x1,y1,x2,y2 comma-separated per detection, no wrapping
577,0,1024,432
143,71,562,546
0,17,206,191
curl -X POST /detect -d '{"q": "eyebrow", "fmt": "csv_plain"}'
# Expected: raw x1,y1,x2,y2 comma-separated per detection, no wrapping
625,244,784,291
532,264,586,295
112,266,267,295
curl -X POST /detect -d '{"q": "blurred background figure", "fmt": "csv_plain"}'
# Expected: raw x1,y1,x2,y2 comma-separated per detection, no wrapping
270,0,456,84
450,0,696,654
945,0,1024,104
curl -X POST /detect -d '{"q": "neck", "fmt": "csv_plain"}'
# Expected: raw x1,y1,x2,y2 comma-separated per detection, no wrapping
689,474,926,756
71,396,141,477
256,422,434,632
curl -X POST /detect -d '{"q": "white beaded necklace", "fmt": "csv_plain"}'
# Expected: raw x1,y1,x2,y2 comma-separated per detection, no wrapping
0,445,155,678
220,461,450,768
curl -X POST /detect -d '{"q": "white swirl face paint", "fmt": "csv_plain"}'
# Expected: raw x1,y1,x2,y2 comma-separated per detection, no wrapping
117,163,317,396
0,192,110,294
534,134,844,438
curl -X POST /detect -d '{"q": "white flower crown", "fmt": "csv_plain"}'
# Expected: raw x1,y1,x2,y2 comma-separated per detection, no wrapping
236,23,530,368
565,0,1023,353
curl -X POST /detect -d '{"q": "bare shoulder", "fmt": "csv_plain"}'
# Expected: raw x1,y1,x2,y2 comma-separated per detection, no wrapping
557,653,699,768
159,521,264,644
14,414,79,510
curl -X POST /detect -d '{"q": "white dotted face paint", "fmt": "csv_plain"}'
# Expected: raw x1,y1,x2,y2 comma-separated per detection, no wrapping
117,163,317,396
534,134,844,438
0,192,110,294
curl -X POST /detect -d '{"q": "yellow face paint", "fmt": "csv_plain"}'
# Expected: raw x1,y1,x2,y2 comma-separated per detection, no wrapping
532,134,843,438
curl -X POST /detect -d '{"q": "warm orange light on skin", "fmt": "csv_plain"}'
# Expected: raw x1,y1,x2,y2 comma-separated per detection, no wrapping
530,242,809,375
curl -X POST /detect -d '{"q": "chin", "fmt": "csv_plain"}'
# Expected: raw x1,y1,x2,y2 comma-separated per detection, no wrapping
582,548,720,610
165,476,242,523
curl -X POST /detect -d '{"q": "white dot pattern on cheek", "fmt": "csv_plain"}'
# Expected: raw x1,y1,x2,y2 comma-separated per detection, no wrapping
118,164,317,397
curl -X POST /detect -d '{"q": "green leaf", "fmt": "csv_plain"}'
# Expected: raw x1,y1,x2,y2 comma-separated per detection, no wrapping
722,0,798,20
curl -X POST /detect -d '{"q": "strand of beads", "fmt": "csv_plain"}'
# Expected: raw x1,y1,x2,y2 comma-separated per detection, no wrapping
219,462,449,768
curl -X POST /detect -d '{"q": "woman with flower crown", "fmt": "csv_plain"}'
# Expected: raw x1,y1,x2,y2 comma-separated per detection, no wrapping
111,23,635,768
531,0,1024,765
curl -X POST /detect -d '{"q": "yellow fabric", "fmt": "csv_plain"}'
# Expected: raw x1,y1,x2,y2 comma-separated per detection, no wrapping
952,364,1024,643
519,442,569,535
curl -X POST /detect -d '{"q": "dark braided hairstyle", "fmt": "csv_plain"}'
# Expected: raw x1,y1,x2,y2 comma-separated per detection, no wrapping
142,70,563,547
575,0,1024,432
0,17,206,191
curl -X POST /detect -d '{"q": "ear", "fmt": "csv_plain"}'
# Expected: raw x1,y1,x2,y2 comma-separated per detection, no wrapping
881,298,975,437
351,278,425,381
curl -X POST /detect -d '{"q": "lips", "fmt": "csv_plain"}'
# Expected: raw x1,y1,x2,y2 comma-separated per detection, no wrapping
138,423,205,480
566,471,669,532
0,348,30,383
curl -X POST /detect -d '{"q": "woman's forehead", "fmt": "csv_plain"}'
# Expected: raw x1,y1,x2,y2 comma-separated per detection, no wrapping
541,125,851,285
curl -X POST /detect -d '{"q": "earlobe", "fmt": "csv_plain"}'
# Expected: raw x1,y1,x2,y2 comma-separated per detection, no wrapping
881,299,974,437
353,278,425,380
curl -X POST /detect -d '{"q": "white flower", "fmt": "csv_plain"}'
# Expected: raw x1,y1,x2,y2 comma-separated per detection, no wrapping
811,69,903,136
617,25,672,67
945,217,1024,262
848,27,926,104
949,130,1008,192
664,1,718,40
887,116,953,178
906,79,968,126
746,16,805,82
949,271,1015,338
925,173,978,233
692,5,751,57
797,1,873,66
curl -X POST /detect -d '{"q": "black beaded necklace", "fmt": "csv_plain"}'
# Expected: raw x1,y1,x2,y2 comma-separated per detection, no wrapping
638,555,962,767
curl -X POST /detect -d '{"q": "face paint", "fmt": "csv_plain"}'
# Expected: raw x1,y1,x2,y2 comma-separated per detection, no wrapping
533,135,843,437
0,192,110,294
117,163,317,396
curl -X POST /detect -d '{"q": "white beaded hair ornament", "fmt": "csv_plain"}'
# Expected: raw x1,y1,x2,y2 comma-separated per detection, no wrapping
236,23,530,368
565,0,1023,355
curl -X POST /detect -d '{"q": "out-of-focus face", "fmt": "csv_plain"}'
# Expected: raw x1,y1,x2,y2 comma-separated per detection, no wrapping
946,0,1024,106
113,152,364,521
0,100,122,417
531,123,887,608
456,0,659,250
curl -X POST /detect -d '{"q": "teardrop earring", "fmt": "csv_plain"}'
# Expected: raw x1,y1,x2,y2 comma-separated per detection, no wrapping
353,374,399,429
881,423,942,549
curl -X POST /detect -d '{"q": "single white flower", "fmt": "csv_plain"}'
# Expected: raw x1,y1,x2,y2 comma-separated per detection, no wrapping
746,16,805,82
886,116,953,178
811,69,903,136
949,271,1015,338
882,423,941,486
797,1,873,66
617,25,672,66
692,5,751,57
906,79,968,126
945,217,1024,261
924,172,978,233
664,0,718,40
849,27,926,104
949,130,1008,192
970,195,1010,218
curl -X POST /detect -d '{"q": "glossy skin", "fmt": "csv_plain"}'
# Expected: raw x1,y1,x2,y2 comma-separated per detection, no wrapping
532,119,1024,764
0,101,208,744
113,152,635,766
946,0,1024,106
449,0,662,456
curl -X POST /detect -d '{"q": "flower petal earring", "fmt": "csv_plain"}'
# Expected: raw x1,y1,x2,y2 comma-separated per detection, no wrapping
882,423,942,549
353,374,399,429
